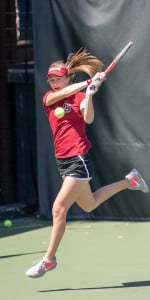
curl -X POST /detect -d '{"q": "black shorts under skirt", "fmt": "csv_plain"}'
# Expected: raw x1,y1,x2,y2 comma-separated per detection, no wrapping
56,152,93,180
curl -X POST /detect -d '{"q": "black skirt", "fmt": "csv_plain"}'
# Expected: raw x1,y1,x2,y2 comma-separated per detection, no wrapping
56,152,93,180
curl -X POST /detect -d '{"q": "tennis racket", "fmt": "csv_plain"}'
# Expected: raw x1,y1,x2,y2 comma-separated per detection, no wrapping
104,41,133,75
90,41,133,89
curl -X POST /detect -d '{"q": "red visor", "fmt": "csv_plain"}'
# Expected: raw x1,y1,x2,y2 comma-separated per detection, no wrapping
47,67,68,78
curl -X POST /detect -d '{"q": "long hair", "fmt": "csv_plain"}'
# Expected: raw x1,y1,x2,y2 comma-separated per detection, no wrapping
49,48,103,81
65,47,104,77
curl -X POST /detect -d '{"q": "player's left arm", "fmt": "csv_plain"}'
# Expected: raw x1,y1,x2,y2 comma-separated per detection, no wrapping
80,93,95,124
80,72,106,124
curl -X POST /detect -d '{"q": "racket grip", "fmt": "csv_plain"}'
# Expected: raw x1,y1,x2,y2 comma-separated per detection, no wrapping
89,78,100,90
89,85,95,90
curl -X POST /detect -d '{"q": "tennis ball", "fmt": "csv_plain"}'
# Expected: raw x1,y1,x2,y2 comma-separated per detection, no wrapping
54,107,65,118
3,219,12,228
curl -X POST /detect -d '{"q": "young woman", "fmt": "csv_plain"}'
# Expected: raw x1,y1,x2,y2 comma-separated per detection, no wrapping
26,48,149,278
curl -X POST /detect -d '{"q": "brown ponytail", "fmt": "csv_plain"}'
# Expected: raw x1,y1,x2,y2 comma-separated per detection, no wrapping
65,47,104,77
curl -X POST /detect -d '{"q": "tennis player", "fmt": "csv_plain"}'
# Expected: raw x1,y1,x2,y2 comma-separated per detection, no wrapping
26,48,149,278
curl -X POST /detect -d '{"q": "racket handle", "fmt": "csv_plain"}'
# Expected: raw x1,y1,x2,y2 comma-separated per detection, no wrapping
89,85,95,90
89,77,100,90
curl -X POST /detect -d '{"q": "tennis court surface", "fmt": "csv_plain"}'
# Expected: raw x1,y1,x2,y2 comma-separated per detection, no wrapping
1,217,150,300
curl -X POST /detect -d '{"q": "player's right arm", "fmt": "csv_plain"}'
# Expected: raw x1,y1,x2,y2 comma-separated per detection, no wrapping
45,81,89,106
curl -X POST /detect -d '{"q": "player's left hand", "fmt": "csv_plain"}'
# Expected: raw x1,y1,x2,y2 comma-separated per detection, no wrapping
93,72,106,86
87,72,106,95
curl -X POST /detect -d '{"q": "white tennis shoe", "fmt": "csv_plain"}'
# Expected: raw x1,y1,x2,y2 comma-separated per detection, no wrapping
125,169,149,193
26,257,57,278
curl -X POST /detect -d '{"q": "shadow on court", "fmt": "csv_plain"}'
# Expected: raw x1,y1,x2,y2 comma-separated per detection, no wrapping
38,280,150,293
0,250,45,260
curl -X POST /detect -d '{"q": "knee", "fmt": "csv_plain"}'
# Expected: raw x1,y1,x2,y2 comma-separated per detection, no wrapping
81,203,94,213
52,202,67,220
83,206,93,213
81,193,96,213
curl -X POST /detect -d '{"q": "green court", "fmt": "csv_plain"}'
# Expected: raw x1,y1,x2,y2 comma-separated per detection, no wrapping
1,218,150,300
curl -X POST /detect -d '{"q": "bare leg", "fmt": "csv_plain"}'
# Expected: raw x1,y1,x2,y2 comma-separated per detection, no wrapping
46,177,130,260
76,179,130,212
45,176,89,260
93,179,130,207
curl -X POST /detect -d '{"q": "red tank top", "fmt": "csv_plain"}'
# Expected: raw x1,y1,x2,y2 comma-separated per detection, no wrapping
43,91,91,158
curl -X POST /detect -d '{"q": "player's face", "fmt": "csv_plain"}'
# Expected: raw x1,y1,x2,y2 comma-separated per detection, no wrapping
48,75,70,91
